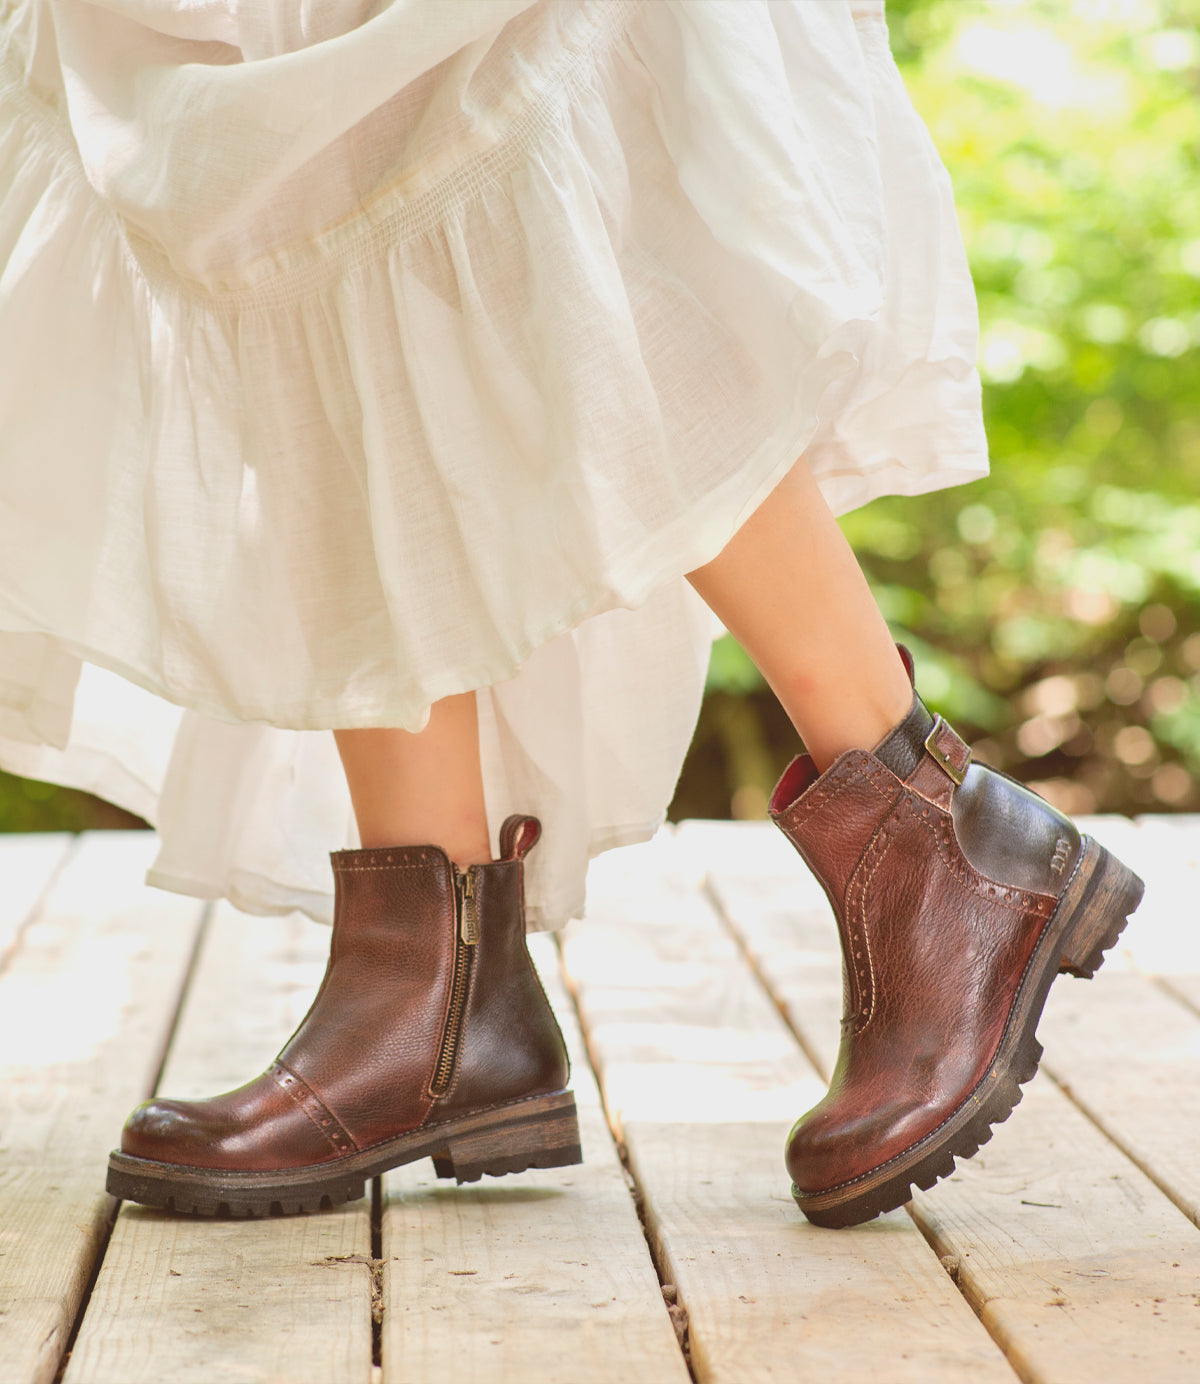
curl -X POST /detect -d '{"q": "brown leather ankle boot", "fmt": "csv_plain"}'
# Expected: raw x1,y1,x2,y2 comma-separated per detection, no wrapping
770,690,1143,1229
107,815,581,1215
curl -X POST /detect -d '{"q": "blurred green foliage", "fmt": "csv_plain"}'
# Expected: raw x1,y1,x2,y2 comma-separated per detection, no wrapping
0,768,146,832
676,0,1200,821
2,0,1197,832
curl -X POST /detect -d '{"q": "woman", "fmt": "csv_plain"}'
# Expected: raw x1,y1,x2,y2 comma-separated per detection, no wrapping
0,0,1141,1228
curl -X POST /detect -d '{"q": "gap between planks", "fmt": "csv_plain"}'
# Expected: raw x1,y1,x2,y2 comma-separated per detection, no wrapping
0,833,206,1384
551,927,697,1359
62,901,374,1384
560,828,1015,1384
1028,815,1200,1229
379,934,690,1384
61,886,689,1384
52,902,212,1384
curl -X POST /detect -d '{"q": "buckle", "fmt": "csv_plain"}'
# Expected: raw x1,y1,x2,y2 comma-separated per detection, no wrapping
924,716,971,786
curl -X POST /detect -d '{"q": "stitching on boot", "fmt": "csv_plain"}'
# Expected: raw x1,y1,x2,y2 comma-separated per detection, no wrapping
852,823,893,1034
333,862,447,873
798,849,1082,1198
331,846,441,867
271,1063,358,1155
781,754,898,830
920,806,1056,914
847,795,1053,1039
845,809,900,1035
791,756,866,818
777,760,857,825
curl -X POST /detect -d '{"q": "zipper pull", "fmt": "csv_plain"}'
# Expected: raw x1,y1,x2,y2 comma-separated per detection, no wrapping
457,867,480,945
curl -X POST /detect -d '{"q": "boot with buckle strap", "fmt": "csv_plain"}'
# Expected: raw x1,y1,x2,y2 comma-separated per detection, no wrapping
107,814,582,1215
770,654,1144,1228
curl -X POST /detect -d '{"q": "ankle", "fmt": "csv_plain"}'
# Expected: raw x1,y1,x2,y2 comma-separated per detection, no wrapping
777,665,914,772
355,826,493,865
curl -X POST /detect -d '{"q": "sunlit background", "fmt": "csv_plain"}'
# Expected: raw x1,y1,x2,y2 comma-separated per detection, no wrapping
1,0,1198,833
672,0,1200,822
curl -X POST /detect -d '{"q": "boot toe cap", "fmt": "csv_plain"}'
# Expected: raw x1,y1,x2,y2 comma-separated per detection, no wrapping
786,1096,942,1195
119,1082,347,1170
786,1108,856,1195
121,1097,211,1164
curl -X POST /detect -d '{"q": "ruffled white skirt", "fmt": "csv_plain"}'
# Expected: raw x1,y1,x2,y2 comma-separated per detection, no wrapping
0,0,987,928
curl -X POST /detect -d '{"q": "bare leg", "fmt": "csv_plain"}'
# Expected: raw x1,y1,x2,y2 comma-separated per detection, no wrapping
687,457,912,771
337,456,902,850
334,692,492,863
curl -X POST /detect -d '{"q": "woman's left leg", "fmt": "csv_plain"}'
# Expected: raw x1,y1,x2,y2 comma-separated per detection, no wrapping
687,456,912,770
686,457,1144,1227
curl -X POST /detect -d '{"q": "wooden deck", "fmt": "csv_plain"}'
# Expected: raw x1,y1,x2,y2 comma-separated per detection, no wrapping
0,817,1197,1383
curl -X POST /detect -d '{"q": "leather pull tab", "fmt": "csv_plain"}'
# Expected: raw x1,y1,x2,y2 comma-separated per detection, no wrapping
897,644,916,686
499,814,541,861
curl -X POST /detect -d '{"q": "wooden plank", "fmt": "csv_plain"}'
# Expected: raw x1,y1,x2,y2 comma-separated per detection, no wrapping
64,903,373,1384
0,833,74,969
1038,971,1200,1230
917,1075,1200,1384
677,820,843,1070
697,819,1200,1384
0,833,205,1384
1028,817,1200,1229
562,832,1014,1384
380,934,690,1384
1098,815,1200,1010
1141,817,1200,1012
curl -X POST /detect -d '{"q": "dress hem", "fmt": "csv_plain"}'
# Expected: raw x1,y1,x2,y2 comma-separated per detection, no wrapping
145,812,666,933
0,436,987,737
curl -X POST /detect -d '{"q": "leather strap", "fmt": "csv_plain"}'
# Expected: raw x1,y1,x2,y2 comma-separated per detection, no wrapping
925,716,971,785
907,716,972,809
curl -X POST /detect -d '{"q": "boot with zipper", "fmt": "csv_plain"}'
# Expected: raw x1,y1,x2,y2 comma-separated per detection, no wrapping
770,666,1144,1229
107,814,582,1215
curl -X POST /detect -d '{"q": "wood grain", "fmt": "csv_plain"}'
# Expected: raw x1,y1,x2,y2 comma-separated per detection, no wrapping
0,833,74,970
917,1074,1200,1384
1029,816,1200,1229
1038,970,1200,1230
380,933,690,1384
564,832,1013,1384
0,833,205,1384
699,819,1200,1384
64,903,373,1384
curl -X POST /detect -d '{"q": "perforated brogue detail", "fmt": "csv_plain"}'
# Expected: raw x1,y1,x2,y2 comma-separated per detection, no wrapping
270,1063,357,1156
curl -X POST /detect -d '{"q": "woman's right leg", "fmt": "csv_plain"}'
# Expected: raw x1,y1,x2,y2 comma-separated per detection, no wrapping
686,455,1144,1229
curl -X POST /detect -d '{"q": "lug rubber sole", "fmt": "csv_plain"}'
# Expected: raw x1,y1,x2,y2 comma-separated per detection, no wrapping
106,1089,582,1217
793,836,1144,1229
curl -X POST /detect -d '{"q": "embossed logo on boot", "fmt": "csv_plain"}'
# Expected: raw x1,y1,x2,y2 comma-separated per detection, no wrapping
1050,837,1072,876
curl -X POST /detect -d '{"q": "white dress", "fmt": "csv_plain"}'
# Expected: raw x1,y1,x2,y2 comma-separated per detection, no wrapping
0,0,987,928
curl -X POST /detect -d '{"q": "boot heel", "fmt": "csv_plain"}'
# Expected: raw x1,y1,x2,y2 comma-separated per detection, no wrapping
430,1092,583,1184
1057,837,1145,979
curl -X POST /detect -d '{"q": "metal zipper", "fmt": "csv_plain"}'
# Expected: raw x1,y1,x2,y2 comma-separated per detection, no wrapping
430,866,478,1097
